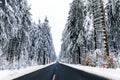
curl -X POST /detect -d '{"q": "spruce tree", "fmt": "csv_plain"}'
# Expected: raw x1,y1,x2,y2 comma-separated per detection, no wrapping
60,0,85,64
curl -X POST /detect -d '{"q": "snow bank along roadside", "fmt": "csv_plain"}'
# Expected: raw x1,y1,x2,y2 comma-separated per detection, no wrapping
60,62,120,80
0,62,55,80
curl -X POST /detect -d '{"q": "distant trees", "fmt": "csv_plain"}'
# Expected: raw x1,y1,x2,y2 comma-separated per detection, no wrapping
37,18,56,65
0,0,56,70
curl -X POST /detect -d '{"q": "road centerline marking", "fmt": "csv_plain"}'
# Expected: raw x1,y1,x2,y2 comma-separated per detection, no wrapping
52,74,56,80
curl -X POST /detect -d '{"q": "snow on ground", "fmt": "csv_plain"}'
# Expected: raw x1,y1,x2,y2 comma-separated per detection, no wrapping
0,62,55,80
61,62,120,80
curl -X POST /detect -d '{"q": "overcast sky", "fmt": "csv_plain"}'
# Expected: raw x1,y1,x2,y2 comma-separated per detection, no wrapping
28,0,72,56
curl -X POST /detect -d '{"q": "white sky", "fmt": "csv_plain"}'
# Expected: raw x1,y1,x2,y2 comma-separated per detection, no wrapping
28,0,72,56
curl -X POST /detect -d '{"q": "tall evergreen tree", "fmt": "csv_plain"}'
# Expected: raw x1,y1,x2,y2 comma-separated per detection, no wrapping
41,17,56,64
60,0,85,64
106,0,120,52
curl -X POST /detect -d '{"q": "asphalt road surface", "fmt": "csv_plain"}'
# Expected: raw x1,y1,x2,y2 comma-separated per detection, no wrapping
14,63,108,80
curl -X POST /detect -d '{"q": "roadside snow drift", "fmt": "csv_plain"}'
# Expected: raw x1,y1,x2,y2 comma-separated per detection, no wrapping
0,62,55,80
61,63,120,80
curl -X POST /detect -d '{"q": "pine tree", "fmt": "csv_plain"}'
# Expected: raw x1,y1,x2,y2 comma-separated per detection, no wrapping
106,0,120,52
92,0,109,55
60,0,85,64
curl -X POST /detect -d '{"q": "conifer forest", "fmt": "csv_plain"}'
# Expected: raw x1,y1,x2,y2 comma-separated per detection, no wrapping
0,0,120,71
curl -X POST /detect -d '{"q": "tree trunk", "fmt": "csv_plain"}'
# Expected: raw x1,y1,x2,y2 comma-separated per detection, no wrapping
92,0,109,56
99,0,109,56
78,46,81,64
43,52,46,65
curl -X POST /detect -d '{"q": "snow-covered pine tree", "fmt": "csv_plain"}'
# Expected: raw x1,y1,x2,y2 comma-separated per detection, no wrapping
106,0,120,53
29,19,56,65
60,26,72,63
60,0,85,64
92,0,109,55
81,0,94,58
40,17,56,65
0,0,19,65
105,0,120,68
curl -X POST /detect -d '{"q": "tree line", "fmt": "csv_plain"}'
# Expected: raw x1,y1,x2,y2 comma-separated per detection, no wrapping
0,0,56,70
59,0,120,68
